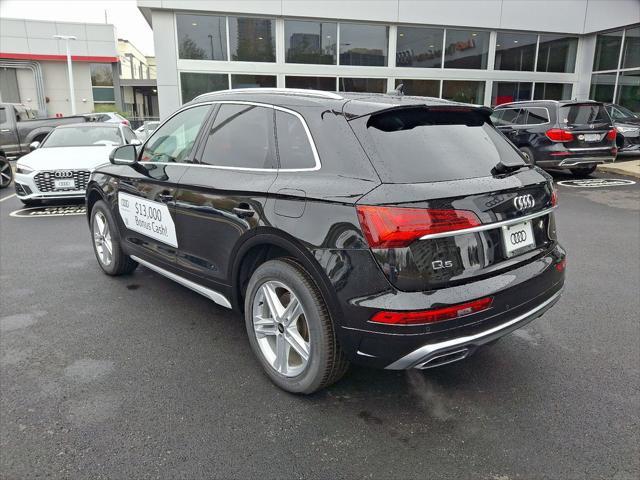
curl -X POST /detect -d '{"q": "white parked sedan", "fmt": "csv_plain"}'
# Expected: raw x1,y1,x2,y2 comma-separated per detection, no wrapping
14,123,140,206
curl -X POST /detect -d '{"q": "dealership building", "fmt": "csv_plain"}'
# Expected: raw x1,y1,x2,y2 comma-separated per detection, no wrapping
137,0,639,119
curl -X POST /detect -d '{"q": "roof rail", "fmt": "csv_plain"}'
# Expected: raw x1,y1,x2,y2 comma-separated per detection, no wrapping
193,88,343,102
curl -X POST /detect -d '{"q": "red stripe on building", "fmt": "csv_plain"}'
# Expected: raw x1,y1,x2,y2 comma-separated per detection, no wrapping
0,52,118,62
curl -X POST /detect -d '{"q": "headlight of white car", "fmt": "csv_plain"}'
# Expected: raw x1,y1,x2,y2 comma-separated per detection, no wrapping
615,125,640,134
15,164,35,174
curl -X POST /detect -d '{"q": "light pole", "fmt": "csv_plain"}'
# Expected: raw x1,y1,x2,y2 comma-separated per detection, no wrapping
53,35,77,115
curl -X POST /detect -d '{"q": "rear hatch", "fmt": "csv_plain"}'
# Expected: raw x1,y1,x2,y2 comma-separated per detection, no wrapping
349,104,557,292
554,103,616,156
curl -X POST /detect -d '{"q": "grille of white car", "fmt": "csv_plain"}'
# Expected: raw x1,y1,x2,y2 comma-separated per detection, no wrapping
34,170,91,192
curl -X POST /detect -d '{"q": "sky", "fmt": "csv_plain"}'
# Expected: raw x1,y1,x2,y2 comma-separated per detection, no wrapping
0,0,154,55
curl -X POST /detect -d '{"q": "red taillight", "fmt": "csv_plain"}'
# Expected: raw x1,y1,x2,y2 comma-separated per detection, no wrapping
555,258,567,272
546,128,574,142
371,297,494,325
122,120,130,126
551,188,558,207
606,129,616,141
356,206,481,248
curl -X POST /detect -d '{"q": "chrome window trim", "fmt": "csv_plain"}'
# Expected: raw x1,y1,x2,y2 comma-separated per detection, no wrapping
418,206,556,240
141,100,321,172
493,106,551,127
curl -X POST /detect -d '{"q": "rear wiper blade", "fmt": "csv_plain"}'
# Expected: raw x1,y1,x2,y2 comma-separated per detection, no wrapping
491,161,528,176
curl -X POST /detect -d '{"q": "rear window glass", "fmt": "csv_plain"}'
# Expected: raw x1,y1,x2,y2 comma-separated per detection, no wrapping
492,108,520,126
559,104,608,126
351,107,525,183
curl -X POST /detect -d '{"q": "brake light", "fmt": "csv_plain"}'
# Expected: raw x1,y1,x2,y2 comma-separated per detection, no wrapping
356,206,481,248
555,258,567,272
545,128,574,142
371,297,494,325
550,188,558,207
606,129,616,141
121,120,130,126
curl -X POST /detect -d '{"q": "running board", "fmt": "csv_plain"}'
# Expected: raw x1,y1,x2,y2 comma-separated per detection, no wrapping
130,255,232,309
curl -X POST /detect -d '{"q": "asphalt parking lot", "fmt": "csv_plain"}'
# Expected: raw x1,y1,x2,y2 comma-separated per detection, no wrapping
1,171,639,480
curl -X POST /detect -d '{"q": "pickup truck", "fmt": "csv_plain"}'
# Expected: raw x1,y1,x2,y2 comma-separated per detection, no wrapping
0,103,88,161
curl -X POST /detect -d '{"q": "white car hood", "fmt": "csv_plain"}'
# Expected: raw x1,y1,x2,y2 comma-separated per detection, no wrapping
17,145,116,171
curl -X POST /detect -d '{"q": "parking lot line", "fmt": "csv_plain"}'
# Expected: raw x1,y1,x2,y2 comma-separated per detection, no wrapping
0,193,16,202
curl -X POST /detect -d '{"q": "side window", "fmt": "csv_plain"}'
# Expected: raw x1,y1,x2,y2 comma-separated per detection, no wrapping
493,108,520,126
526,107,549,125
610,107,625,121
275,110,317,170
514,108,529,125
490,109,504,124
200,104,276,169
122,127,137,144
141,105,209,163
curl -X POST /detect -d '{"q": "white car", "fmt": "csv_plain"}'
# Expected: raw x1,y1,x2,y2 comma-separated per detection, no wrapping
134,121,160,141
14,123,140,206
89,112,130,126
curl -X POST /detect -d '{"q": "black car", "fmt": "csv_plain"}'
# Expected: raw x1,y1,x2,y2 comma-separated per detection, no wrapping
605,103,640,155
86,89,565,394
492,100,617,176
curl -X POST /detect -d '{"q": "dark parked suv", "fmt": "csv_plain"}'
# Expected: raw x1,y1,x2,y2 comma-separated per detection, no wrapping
492,100,617,175
86,89,565,394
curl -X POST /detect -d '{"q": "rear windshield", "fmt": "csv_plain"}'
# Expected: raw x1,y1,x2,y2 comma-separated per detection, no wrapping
559,104,608,126
350,107,525,183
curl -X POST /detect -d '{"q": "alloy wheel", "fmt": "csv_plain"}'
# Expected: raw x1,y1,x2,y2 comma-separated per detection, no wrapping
252,280,311,377
0,161,12,188
93,211,113,266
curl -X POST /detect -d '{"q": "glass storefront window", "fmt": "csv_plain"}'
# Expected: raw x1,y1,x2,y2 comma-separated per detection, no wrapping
285,20,337,65
491,82,532,105
442,80,485,103
443,29,489,69
92,88,115,102
339,23,388,66
494,32,537,71
589,73,617,103
90,63,113,86
285,76,337,91
229,17,276,62
180,72,229,103
616,70,640,113
622,27,640,69
338,78,386,93
396,26,444,68
533,83,572,101
230,75,276,89
593,30,623,71
537,35,578,73
395,79,440,97
177,14,228,61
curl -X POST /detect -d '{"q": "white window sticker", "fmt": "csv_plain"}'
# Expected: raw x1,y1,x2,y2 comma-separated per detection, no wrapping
118,192,178,247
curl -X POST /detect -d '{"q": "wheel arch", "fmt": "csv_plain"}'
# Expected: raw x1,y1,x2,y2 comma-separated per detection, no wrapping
85,184,105,223
230,229,341,320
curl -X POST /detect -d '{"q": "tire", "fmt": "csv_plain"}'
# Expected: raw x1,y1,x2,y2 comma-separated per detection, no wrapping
244,258,349,394
569,165,597,177
519,147,536,165
90,200,138,276
0,156,13,189
20,199,41,207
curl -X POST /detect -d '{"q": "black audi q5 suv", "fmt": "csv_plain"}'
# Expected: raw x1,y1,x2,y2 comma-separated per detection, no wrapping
86,88,565,394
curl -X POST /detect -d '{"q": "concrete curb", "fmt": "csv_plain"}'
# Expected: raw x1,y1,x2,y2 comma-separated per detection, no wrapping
598,160,640,179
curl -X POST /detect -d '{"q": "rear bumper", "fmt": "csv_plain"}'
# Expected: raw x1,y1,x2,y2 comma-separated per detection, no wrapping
385,287,562,369
334,244,566,369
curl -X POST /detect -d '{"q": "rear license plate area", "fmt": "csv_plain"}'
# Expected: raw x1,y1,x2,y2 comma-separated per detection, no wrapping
502,220,535,257
583,133,601,142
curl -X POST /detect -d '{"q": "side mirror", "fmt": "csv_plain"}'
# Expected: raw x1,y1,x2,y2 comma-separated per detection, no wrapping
110,144,138,165
29,141,40,151
130,138,142,146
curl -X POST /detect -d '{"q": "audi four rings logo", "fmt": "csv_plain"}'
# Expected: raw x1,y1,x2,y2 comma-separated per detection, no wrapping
513,194,535,211
510,230,528,245
54,170,73,178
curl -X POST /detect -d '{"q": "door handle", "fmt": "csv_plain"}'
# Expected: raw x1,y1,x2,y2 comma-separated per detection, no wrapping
233,205,254,218
158,193,174,203
0,129,11,133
